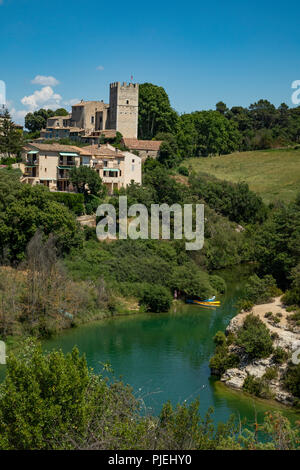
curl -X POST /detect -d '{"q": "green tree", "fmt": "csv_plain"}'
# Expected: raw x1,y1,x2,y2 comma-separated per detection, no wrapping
0,169,82,262
216,101,228,115
236,314,273,360
0,342,90,449
0,110,24,158
140,285,172,312
177,110,241,157
155,132,180,168
283,363,300,398
54,108,69,116
138,83,178,139
24,108,68,132
69,166,105,197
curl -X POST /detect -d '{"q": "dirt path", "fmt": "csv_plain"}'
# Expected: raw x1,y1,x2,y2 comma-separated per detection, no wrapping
235,296,293,333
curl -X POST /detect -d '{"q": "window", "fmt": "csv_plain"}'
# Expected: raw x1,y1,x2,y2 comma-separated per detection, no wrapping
132,165,135,172
126,100,129,104
91,116,94,124
132,159,135,163
103,160,108,167
45,168,47,173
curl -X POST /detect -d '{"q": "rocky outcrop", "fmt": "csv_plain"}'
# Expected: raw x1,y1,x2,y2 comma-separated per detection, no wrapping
220,301,300,407
221,368,247,389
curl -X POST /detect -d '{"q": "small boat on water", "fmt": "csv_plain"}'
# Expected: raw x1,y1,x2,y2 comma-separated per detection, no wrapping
186,297,221,307
204,295,216,302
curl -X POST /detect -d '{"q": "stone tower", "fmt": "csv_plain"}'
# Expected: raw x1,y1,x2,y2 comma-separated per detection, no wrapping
109,82,139,138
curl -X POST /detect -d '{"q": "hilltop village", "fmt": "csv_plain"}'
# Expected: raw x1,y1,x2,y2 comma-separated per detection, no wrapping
18,81,161,194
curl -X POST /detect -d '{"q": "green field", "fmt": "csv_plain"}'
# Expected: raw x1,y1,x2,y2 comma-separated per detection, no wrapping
183,148,300,204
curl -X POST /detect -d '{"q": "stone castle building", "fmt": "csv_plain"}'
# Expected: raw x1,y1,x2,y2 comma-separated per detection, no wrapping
41,82,139,141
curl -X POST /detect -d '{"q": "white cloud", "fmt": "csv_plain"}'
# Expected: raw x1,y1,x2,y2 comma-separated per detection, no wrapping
21,86,62,111
31,75,59,86
63,98,79,107
96,65,104,71
10,108,27,123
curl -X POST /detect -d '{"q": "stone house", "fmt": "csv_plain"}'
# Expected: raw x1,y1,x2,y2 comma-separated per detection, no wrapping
41,82,139,141
121,138,162,161
79,144,142,194
21,142,141,194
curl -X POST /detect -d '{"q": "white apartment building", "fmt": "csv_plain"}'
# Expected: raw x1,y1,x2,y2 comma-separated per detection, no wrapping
21,143,141,194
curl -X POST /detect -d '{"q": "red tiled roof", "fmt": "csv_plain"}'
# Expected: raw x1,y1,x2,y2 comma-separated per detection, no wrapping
122,138,162,151
25,143,83,153
81,144,123,157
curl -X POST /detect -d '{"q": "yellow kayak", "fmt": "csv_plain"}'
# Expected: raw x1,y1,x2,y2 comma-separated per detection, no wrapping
187,300,221,307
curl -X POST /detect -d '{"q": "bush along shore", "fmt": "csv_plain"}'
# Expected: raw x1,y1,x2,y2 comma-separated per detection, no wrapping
210,276,300,407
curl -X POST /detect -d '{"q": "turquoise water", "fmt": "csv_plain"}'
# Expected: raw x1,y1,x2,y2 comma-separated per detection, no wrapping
1,266,299,427
40,267,299,426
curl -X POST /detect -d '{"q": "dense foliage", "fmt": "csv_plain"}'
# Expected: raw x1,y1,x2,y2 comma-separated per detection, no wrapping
50,192,85,216
0,169,82,262
140,285,172,312
236,274,281,311
284,363,300,399
209,331,240,376
24,108,68,133
189,172,267,224
138,83,178,139
236,315,273,360
0,232,112,338
138,84,300,170
177,110,241,158
0,110,24,158
69,166,106,198
251,196,300,290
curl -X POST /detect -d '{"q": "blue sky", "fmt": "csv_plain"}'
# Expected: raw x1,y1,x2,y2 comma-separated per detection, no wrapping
0,0,300,124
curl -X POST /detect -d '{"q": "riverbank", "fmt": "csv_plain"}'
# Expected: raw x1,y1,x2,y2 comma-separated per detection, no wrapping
219,297,300,407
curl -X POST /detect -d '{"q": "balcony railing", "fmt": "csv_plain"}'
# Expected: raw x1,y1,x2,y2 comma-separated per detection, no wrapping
58,159,76,166
57,170,70,179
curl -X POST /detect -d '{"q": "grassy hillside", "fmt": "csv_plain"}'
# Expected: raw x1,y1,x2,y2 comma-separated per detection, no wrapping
182,148,300,204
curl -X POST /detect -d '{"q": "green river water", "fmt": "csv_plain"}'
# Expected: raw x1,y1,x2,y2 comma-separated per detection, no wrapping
1,266,299,429
44,266,299,427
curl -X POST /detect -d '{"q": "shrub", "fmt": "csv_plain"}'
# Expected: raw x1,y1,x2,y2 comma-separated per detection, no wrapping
243,374,273,399
288,310,300,326
271,332,279,340
189,173,267,224
264,311,273,318
178,166,189,177
273,347,288,364
85,194,102,215
209,275,226,294
243,375,262,397
236,314,273,359
283,363,300,398
263,367,278,381
236,299,254,312
214,331,227,346
50,192,85,215
209,351,240,376
241,274,280,305
140,285,172,313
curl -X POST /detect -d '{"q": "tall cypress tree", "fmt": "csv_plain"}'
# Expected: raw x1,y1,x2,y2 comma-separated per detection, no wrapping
0,110,24,159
